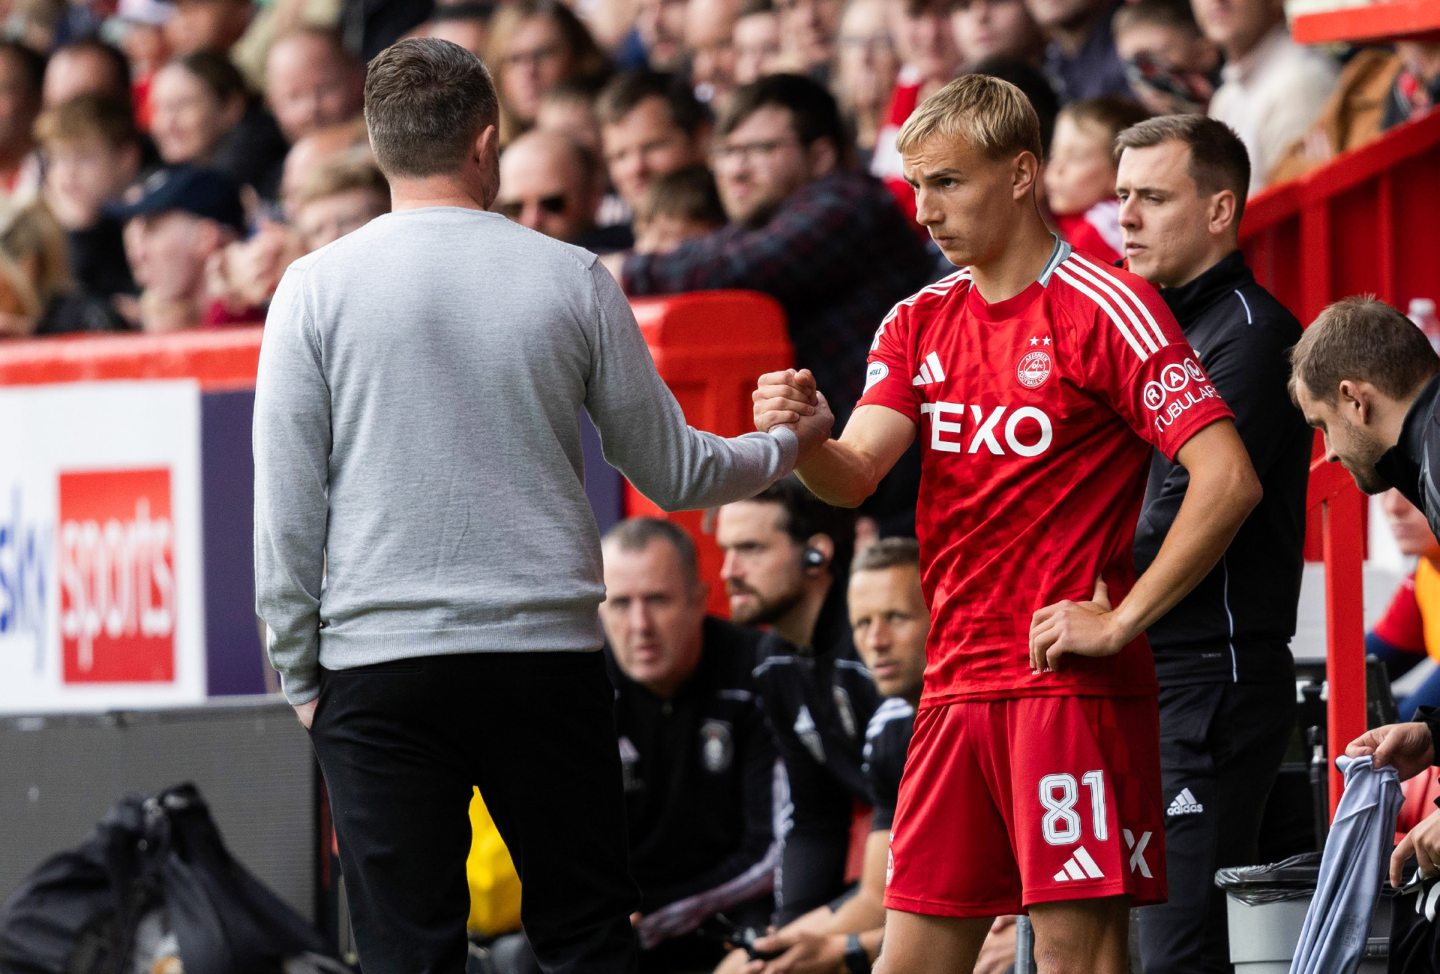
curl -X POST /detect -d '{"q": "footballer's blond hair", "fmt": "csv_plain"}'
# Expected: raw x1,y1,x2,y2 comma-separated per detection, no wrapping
896,73,1043,161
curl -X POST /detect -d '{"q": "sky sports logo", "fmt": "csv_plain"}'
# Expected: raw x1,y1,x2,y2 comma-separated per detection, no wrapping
0,484,49,653
58,469,177,684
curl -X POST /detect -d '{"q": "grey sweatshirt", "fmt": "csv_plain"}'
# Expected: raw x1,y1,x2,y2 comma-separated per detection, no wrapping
254,208,797,705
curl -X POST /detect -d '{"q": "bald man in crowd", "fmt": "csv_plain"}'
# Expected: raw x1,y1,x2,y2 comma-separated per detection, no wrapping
496,129,628,252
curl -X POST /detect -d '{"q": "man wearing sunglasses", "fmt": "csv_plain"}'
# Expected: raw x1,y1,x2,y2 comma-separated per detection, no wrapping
495,127,629,252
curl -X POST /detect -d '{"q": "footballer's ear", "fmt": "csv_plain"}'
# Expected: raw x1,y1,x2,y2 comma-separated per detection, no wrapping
1012,150,1039,200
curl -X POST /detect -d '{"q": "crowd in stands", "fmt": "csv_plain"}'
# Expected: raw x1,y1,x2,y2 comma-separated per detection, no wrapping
0,0,1428,343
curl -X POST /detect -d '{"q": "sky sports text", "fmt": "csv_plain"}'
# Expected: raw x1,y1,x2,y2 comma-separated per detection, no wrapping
0,484,49,655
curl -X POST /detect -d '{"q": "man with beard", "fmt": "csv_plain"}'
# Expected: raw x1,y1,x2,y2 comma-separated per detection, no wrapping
716,478,882,922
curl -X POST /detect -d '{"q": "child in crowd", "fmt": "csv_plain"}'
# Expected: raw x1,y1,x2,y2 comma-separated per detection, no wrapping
34,93,142,302
1043,96,1150,265
631,164,725,254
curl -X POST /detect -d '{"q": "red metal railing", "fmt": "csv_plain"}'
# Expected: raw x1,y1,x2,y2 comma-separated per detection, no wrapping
1307,456,1367,814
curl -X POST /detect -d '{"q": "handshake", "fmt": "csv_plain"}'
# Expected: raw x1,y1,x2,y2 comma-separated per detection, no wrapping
752,368,835,457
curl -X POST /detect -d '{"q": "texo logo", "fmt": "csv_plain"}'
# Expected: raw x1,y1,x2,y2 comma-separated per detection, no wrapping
919,402,1054,457
58,469,176,683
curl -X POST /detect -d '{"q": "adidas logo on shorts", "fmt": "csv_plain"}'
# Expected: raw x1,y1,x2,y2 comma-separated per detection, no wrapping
1052,846,1105,882
1167,788,1205,817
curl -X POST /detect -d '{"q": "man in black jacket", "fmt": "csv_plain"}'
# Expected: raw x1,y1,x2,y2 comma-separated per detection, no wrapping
495,517,783,974
716,478,881,923
1115,113,1313,973
601,518,782,971
1291,297,1440,530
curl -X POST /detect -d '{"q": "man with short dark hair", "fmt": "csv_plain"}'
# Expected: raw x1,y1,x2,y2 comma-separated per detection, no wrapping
253,37,829,974
729,537,927,973
614,73,930,425
597,70,710,215
1115,112,1312,974
1290,296,1440,511
716,478,882,921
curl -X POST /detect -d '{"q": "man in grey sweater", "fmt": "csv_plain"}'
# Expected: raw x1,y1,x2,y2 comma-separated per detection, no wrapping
253,38,829,974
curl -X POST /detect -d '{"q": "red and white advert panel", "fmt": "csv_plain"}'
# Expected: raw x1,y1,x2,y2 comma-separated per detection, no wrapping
0,382,206,712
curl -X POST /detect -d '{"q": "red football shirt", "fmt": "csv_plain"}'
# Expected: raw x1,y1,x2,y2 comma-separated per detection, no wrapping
858,240,1233,706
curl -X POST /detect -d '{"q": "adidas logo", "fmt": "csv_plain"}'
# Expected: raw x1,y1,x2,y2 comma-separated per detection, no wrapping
1052,846,1105,882
1167,788,1205,817
912,351,947,386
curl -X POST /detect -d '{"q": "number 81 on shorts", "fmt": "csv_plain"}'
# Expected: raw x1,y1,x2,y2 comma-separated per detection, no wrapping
1038,770,1108,845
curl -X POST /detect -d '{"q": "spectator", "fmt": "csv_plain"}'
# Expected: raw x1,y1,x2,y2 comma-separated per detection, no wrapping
43,38,133,108
536,77,607,156
632,164,726,254
871,0,964,223
715,478,881,921
496,129,626,251
733,0,785,86
150,51,289,201
0,42,46,199
264,28,365,148
1367,489,1440,719
1025,0,1133,101
0,198,125,337
949,0,1045,69
278,117,372,219
1043,95,1148,264
831,0,899,166
202,158,367,326
423,1,494,56
1112,0,1220,115
1268,40,1440,185
614,74,931,422
601,518,781,970
686,0,742,104
112,165,247,331
164,0,253,57
776,0,845,79
486,1,610,143
35,94,141,302
719,536,927,974
111,0,173,131
973,54,1060,147
635,0,689,72
1194,0,1337,194
1289,297,1440,510
597,70,710,216
1115,113,1311,973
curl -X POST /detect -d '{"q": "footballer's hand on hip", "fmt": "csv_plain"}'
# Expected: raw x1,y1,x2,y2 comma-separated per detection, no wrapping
1028,580,1122,673
753,368,818,432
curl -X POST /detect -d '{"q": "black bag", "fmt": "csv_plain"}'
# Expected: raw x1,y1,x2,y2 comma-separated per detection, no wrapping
0,782,345,974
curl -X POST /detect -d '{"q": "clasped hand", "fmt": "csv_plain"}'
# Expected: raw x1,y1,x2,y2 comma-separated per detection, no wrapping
753,368,834,455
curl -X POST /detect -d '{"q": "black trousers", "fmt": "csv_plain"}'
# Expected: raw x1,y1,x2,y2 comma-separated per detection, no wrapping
1138,680,1296,974
308,651,639,974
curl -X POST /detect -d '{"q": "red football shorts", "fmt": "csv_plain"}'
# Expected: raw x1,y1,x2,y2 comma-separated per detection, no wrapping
884,695,1166,917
